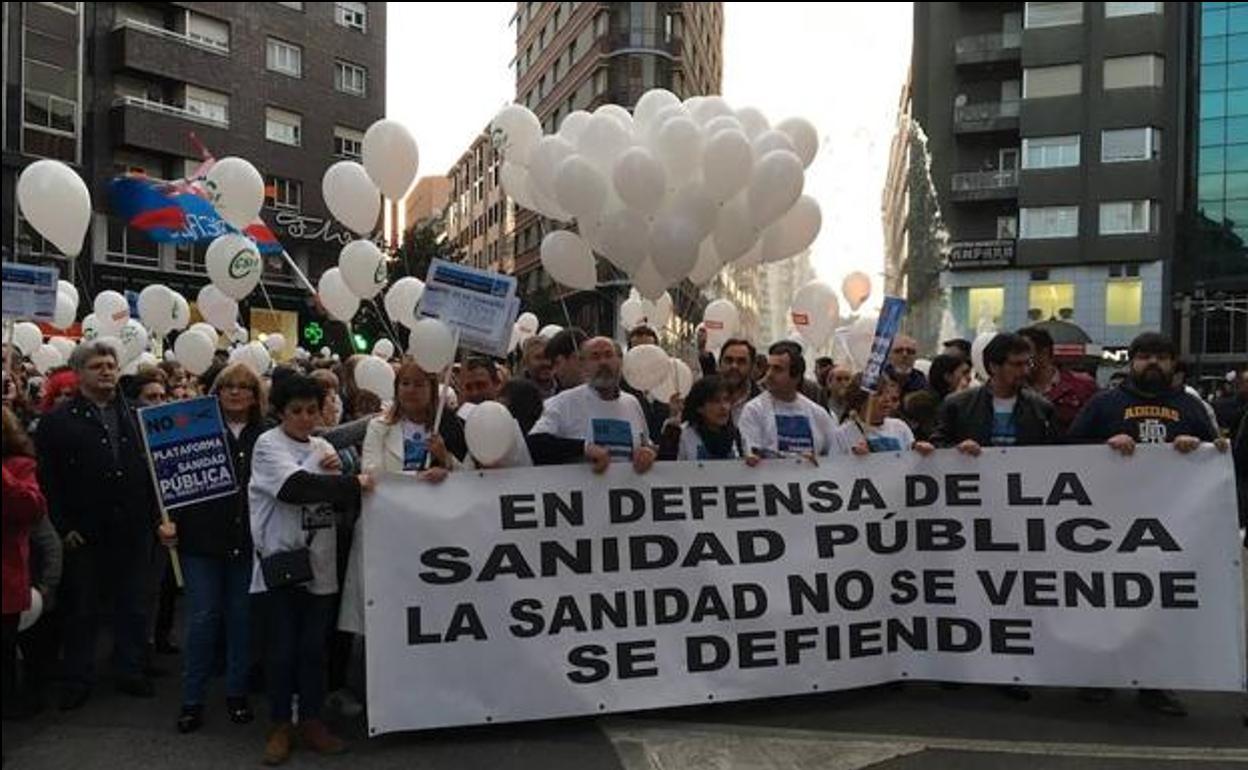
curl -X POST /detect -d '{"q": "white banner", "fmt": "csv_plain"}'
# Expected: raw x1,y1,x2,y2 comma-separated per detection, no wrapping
362,446,1245,735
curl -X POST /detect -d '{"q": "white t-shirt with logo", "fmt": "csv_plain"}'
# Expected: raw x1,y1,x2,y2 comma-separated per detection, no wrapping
738,392,838,457
249,427,339,596
834,418,915,455
677,424,743,461
529,384,649,461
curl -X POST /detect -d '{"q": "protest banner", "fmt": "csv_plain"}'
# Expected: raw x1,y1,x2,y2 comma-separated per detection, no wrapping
2,262,58,322
861,296,906,392
417,258,519,358
361,446,1244,735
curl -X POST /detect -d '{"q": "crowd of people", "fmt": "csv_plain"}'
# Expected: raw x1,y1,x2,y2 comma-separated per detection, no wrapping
2,321,1246,764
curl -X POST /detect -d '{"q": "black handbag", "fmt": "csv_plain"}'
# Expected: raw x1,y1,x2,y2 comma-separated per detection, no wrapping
259,532,316,589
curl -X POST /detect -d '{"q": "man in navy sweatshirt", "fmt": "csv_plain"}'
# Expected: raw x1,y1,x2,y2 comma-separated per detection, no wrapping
1067,332,1228,717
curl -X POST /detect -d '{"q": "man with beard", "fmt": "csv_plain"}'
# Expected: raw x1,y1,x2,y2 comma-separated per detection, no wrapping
1067,332,1226,718
518,337,557,400
528,337,656,474
718,338,761,425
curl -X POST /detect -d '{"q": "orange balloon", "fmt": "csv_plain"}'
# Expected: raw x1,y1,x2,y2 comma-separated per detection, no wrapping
842,271,872,311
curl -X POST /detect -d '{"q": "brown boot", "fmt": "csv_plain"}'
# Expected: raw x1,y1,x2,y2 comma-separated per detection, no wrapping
262,722,294,766
299,719,346,755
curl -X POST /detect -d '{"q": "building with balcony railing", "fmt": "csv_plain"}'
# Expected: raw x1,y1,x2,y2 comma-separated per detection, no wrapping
2,2,385,353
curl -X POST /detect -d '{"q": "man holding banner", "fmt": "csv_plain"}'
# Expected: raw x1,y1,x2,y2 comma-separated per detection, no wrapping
738,340,838,461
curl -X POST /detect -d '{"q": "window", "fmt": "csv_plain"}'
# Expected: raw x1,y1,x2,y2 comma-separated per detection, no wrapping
187,12,230,51
334,60,367,96
1020,206,1079,238
266,38,302,77
960,286,1006,331
1105,2,1161,18
106,219,159,268
1106,279,1143,326
265,107,301,146
1022,135,1081,169
1099,200,1154,234
997,216,1018,239
594,11,608,37
183,85,229,126
1101,127,1161,162
335,2,367,32
1024,2,1083,28
334,126,364,160
1023,64,1082,98
594,68,608,94
265,176,302,210
1028,283,1076,322
1104,55,1164,89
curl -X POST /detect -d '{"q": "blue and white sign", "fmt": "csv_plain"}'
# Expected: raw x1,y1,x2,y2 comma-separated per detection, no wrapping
861,296,907,393
2,263,58,321
417,259,519,358
138,397,237,509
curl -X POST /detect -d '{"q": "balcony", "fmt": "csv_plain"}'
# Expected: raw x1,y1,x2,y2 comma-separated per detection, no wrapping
950,169,1018,202
954,100,1020,134
111,96,230,156
111,20,228,83
955,31,1021,67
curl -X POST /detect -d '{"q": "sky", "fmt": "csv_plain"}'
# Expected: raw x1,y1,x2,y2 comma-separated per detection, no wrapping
386,3,914,290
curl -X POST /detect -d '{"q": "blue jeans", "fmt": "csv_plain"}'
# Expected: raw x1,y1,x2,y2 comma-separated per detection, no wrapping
180,554,252,706
263,587,334,723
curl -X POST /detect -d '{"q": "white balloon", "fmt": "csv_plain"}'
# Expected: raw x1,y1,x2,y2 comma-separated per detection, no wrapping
322,161,380,235
703,299,740,339
762,195,822,263
703,130,755,203
31,344,62,374
189,323,219,347
594,103,634,133
577,113,632,173
655,116,704,183
338,239,387,299
500,162,537,210
171,293,190,331
17,159,91,257
408,318,456,373
118,319,149,364
264,333,287,354
554,155,608,221
354,355,395,401
229,325,250,347
93,291,130,336
688,96,735,127
175,330,215,375
196,284,239,332
612,147,667,216
57,280,79,311
205,157,264,230
384,276,425,329
598,207,650,274
971,331,999,383
529,135,577,201
632,289,674,329
735,107,771,139
18,587,43,633
632,259,668,301
713,197,760,262
752,129,798,158
362,119,420,200
667,183,718,238
622,344,670,392
619,298,648,331
688,239,722,287
702,115,745,139
52,289,77,331
372,338,395,360
48,336,76,361
206,233,262,301
736,239,765,269
650,358,694,403
776,116,820,168
538,324,563,341
235,341,272,376
644,103,690,148
317,268,359,322
490,104,543,166
516,312,540,336
558,110,593,145
634,88,681,128
647,213,702,284
914,358,933,378
137,285,175,336
11,323,42,358
464,401,517,466
540,231,597,291
844,316,878,373
747,150,805,230
790,282,840,349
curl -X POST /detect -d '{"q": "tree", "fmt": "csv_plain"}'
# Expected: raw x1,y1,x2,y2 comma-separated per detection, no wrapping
394,217,462,282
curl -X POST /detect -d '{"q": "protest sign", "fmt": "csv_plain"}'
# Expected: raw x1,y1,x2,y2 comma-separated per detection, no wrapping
138,396,237,509
861,296,906,392
417,259,519,357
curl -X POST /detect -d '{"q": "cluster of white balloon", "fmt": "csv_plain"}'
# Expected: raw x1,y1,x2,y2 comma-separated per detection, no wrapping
491,90,821,303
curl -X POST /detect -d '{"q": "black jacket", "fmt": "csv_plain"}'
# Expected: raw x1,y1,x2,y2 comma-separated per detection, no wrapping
1067,381,1218,445
622,384,671,445
34,394,157,543
172,417,267,561
932,385,1059,448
